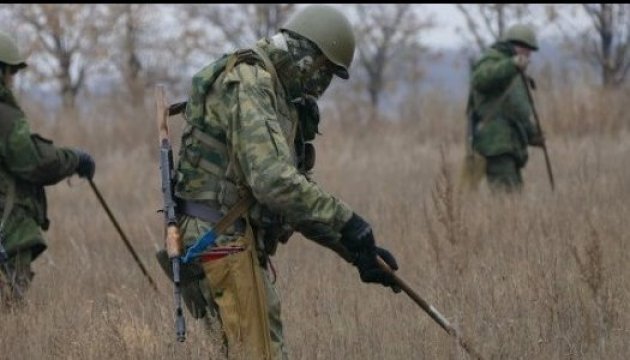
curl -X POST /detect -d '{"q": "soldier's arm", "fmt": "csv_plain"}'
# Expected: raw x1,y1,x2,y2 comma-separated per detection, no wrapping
224,63,353,236
2,112,79,185
472,56,519,94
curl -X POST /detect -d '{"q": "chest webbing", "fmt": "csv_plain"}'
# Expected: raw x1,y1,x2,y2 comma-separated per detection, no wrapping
184,48,280,178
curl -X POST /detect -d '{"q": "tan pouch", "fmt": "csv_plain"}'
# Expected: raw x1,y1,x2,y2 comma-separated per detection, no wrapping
201,234,273,359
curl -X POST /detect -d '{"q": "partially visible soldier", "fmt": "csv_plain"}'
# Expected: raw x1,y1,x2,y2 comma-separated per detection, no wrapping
466,24,545,192
168,4,399,359
0,31,95,306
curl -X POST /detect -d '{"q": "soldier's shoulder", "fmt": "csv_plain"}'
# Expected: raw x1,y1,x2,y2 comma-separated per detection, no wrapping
473,48,507,71
223,61,274,89
479,48,505,62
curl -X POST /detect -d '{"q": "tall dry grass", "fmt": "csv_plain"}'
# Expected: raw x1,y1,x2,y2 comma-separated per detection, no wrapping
1,81,629,360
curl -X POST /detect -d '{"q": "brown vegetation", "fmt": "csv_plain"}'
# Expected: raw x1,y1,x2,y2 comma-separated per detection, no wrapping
0,80,629,360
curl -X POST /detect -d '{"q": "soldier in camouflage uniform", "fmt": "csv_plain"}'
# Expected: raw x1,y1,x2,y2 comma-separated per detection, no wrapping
468,24,545,192
0,31,95,306
173,5,400,359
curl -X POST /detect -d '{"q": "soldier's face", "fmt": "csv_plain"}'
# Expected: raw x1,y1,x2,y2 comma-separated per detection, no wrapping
514,45,532,58
303,55,335,99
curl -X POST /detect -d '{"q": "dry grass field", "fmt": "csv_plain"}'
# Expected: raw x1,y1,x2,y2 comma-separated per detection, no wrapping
1,82,629,360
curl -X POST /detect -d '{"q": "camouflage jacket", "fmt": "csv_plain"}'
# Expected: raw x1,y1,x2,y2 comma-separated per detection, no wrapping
0,82,79,255
470,41,540,167
175,38,353,254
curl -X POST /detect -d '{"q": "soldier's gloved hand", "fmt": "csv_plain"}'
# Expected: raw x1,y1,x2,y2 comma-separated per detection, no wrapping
354,246,401,293
513,54,530,71
340,213,401,293
74,149,95,180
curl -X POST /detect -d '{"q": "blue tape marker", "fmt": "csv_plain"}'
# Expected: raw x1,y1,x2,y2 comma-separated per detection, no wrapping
181,229,217,263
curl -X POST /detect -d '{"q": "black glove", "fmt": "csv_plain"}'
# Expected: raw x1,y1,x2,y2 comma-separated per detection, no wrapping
340,213,375,251
74,149,95,180
340,213,401,293
354,246,401,293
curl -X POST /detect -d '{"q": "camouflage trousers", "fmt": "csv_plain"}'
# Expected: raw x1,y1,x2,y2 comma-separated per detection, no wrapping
0,250,33,308
485,154,524,193
179,214,288,360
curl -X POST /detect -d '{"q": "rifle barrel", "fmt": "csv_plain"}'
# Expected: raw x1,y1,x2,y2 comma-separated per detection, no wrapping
172,258,186,342
155,85,187,342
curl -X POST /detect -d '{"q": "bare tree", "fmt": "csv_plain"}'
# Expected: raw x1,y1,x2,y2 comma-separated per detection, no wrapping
455,4,533,55
105,4,145,103
98,4,208,103
580,4,630,88
9,4,108,109
182,4,296,56
548,4,630,88
351,4,434,114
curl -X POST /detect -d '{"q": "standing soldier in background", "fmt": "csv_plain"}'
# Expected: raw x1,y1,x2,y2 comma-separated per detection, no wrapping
0,31,95,306
465,24,545,192
163,4,400,359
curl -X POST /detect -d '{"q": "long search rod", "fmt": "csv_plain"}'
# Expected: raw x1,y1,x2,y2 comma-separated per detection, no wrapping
89,179,159,293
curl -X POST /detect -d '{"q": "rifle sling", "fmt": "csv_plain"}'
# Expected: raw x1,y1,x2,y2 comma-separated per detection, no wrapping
212,194,255,236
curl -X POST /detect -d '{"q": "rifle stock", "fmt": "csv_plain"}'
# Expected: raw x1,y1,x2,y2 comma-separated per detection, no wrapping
155,85,186,342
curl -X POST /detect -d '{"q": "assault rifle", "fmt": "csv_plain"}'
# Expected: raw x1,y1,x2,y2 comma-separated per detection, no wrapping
155,85,186,342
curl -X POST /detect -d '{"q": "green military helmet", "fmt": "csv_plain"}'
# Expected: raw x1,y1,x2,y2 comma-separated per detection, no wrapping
0,31,27,68
281,4,355,79
503,24,538,51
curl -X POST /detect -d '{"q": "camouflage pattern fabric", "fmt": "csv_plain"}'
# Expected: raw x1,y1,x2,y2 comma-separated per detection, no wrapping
173,35,356,359
175,37,353,253
470,41,540,169
0,81,79,260
284,31,333,99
